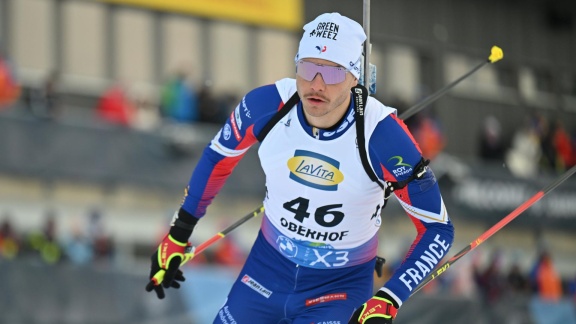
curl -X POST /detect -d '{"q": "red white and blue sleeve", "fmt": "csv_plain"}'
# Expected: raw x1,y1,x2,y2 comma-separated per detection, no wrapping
180,84,286,218
368,114,455,307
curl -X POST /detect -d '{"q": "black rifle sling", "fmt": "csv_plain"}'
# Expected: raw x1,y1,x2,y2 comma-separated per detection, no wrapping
256,92,300,142
353,84,385,190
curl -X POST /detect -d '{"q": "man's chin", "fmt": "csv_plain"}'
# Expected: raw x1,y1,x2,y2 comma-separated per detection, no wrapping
302,105,329,118
304,99,330,110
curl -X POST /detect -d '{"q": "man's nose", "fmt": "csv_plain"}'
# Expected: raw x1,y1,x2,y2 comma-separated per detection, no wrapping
310,73,326,90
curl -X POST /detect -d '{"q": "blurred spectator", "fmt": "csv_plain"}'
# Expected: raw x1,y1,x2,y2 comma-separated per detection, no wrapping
537,115,557,172
130,89,161,131
507,262,531,294
198,81,227,124
96,82,136,126
0,215,19,260
0,44,21,109
27,210,62,264
530,250,563,301
160,69,199,123
449,252,478,298
87,208,114,263
552,119,573,171
505,114,542,178
474,250,505,304
410,111,446,160
62,223,93,265
478,115,506,162
24,70,60,120
568,274,576,303
212,237,246,268
218,91,240,121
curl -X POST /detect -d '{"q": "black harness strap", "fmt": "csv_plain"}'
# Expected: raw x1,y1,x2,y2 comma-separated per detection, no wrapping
353,84,384,190
256,92,300,142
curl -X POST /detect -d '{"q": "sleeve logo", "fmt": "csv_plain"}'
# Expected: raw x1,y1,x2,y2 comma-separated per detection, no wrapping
387,156,413,178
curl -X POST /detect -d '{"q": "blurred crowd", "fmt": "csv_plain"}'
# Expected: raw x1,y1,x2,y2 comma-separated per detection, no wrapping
0,208,247,269
385,92,576,180
479,113,576,177
90,68,237,130
397,104,576,179
468,249,574,304
0,209,114,266
1,19,234,127
0,54,237,130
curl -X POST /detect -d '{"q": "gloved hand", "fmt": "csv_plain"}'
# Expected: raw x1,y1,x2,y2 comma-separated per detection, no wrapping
348,290,398,324
145,234,190,299
145,208,198,299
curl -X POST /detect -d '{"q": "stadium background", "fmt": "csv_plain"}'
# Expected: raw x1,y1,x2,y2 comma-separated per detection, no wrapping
0,0,575,323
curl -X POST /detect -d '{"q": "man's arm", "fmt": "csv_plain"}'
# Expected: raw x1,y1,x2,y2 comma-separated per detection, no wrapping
180,84,285,217
146,84,285,298
369,114,455,307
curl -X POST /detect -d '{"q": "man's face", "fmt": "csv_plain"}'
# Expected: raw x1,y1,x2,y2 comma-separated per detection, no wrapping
296,58,358,122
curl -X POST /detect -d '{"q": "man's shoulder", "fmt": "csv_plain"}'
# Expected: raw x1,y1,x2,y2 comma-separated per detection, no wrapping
240,79,295,127
247,78,296,103
274,78,297,103
365,97,397,125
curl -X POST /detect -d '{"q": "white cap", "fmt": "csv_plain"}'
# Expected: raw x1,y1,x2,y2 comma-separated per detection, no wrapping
295,13,366,79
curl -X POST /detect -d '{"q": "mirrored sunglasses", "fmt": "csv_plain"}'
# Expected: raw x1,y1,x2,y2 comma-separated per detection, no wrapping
296,60,349,85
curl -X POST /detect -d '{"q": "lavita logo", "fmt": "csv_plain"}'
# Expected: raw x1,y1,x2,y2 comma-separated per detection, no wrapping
287,150,344,191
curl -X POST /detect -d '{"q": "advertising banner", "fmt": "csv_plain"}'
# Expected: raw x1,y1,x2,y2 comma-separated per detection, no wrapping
439,166,576,230
99,0,303,30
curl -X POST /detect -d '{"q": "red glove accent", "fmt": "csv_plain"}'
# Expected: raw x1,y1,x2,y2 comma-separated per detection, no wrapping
349,293,398,324
156,234,189,274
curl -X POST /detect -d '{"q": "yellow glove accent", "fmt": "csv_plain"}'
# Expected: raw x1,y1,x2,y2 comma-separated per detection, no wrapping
358,296,397,323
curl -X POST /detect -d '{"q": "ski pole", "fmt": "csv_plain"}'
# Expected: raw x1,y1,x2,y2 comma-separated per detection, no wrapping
410,164,576,296
189,205,264,257
401,46,503,120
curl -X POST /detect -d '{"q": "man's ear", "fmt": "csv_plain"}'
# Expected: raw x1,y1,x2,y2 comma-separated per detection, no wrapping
351,77,358,87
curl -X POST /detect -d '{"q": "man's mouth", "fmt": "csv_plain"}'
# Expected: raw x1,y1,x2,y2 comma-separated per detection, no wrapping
305,95,326,104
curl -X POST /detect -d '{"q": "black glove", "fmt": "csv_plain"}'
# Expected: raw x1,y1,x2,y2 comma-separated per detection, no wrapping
145,208,197,299
348,290,398,324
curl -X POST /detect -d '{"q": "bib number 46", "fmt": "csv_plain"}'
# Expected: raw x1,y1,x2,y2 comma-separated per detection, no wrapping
282,197,344,227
